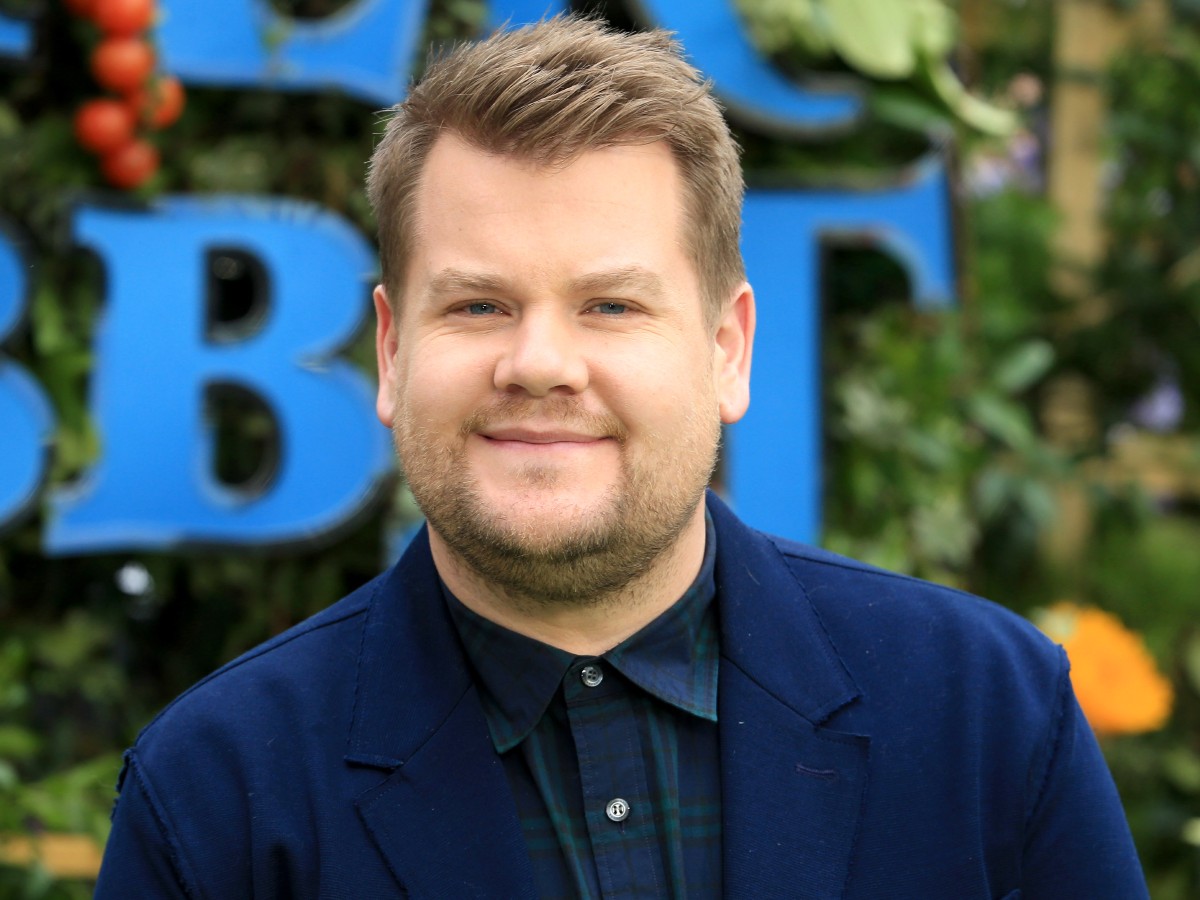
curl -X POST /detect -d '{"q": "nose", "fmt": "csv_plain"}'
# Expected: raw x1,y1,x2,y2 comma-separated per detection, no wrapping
493,308,589,397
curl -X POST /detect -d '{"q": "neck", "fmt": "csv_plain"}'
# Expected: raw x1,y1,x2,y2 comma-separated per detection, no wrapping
429,504,708,656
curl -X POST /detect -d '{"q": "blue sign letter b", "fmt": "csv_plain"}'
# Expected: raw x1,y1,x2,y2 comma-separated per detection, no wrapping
47,198,391,554
0,227,52,531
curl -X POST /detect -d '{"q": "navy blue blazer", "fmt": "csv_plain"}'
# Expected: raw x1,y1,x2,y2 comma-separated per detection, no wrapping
95,494,1147,898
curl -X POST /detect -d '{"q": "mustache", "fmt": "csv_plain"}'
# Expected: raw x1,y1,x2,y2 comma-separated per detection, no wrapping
459,395,628,443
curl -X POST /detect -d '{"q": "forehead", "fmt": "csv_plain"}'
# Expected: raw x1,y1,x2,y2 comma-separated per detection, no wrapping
405,134,693,288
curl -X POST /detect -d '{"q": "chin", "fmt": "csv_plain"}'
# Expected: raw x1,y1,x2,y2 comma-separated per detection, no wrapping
477,492,619,549
477,475,615,514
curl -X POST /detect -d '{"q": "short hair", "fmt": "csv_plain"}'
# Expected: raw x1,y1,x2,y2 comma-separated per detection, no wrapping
366,15,745,326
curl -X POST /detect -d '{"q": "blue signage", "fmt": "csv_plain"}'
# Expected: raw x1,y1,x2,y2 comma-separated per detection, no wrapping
734,162,954,540
153,0,861,130
45,199,391,553
155,0,429,106
630,0,861,134
0,1,957,552
0,9,32,61
0,226,53,529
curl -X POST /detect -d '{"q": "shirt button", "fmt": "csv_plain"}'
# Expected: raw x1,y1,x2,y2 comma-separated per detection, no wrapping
580,664,604,688
606,798,630,822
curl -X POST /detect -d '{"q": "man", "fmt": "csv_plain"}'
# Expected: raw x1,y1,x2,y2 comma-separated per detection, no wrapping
96,15,1148,898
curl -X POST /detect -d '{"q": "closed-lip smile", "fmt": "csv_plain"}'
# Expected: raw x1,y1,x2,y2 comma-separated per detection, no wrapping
479,427,606,444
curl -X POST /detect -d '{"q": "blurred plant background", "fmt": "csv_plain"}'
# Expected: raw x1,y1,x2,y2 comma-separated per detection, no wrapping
0,0,1198,896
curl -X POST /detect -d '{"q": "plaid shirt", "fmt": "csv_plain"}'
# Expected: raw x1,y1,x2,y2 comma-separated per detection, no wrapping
444,517,721,899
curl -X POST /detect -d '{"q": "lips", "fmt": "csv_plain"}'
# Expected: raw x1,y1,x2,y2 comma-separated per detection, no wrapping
480,426,606,444
460,398,629,446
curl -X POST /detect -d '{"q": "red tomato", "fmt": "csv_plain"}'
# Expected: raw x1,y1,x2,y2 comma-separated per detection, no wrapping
91,37,155,94
64,0,98,18
101,139,159,189
93,0,156,36
131,76,185,129
74,98,137,154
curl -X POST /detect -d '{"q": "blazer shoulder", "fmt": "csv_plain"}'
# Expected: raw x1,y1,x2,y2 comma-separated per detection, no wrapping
708,493,1064,713
772,531,1043,626
133,573,383,747
760,530,1064,685
765,531,971,596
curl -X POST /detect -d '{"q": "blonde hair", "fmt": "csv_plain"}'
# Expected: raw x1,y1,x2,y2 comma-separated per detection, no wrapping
366,15,744,324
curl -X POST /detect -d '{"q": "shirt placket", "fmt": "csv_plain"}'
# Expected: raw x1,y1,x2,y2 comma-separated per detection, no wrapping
564,657,664,899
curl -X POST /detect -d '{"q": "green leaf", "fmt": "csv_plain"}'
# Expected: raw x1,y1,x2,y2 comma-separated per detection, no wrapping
823,0,916,79
737,0,830,58
905,430,948,467
869,86,956,135
33,613,110,672
0,103,19,141
447,0,487,26
1017,481,1057,528
30,284,68,356
1184,818,1200,848
992,340,1055,394
1163,746,1200,793
910,493,976,565
967,391,1035,449
909,0,956,58
0,726,39,762
922,59,1017,137
974,468,1014,520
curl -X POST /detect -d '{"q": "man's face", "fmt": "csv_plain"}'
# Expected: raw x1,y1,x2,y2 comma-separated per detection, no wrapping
375,134,753,605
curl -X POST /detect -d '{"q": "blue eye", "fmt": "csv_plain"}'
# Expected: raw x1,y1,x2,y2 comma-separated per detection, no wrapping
594,302,627,315
465,302,498,315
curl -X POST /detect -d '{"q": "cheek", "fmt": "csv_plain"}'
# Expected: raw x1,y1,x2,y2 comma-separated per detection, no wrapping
396,342,493,421
601,343,718,431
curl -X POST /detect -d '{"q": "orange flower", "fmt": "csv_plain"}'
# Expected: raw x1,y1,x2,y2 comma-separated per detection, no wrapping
1035,603,1173,737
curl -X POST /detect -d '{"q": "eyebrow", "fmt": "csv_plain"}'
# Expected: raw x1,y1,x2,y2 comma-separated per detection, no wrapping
427,268,511,298
424,265,669,302
566,266,667,301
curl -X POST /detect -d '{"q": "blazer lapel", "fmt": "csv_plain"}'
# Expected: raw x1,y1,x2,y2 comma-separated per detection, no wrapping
355,692,537,898
710,495,870,899
345,528,537,898
719,665,869,899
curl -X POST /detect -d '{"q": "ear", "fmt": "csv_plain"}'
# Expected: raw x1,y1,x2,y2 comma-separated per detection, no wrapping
373,284,398,427
714,282,755,425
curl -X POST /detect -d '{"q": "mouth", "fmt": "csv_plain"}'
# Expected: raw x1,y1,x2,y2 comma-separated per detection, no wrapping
461,399,628,448
479,427,608,445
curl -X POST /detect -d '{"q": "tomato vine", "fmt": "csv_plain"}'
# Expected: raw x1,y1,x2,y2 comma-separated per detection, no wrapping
68,0,184,189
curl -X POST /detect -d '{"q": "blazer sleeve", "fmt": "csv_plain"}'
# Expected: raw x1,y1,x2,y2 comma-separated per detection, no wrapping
1020,650,1149,899
93,750,200,900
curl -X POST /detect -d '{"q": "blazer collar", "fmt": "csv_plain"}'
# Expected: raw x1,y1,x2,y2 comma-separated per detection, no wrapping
345,526,473,768
347,496,864,763
708,490,861,725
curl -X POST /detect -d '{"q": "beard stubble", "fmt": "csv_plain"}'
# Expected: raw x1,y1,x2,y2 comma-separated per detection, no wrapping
392,392,719,609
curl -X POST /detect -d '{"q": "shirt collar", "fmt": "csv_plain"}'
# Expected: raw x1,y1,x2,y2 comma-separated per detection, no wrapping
444,511,719,753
